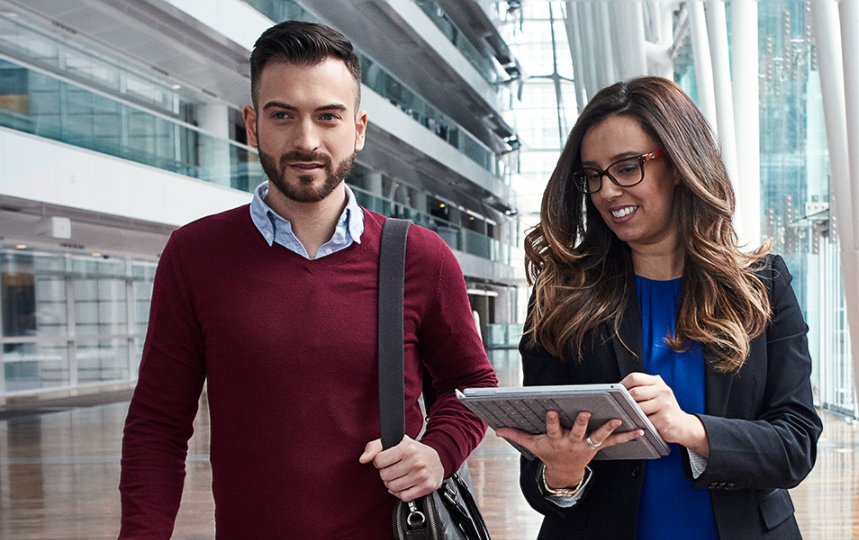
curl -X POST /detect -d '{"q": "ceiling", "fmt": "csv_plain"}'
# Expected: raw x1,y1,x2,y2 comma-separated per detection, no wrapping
0,195,173,260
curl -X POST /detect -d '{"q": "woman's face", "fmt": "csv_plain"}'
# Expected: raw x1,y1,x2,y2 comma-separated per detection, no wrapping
580,114,680,256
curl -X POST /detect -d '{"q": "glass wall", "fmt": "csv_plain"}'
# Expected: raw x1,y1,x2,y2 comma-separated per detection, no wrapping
754,2,853,414
350,184,514,265
414,0,501,85
0,15,261,191
496,3,579,321
0,57,262,192
662,2,851,415
0,249,156,395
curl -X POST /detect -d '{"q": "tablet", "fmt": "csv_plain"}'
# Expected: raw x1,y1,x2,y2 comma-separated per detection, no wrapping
457,384,669,461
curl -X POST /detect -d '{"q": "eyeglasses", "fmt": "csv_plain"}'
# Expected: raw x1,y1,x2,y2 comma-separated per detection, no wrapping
572,150,664,194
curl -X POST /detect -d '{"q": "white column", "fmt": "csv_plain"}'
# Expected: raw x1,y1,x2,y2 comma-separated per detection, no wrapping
613,1,648,81
831,0,859,401
598,2,618,85
197,104,233,188
730,0,761,248
705,0,738,190
579,2,602,99
839,0,859,247
643,1,675,79
365,171,384,198
688,1,717,128
564,1,589,111
844,251,859,412
412,190,427,214
596,3,615,88
811,1,853,249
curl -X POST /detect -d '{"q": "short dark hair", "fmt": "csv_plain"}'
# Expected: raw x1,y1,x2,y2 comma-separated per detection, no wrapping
249,20,362,107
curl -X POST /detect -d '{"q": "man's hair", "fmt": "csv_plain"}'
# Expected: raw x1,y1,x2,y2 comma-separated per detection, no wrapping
249,20,362,107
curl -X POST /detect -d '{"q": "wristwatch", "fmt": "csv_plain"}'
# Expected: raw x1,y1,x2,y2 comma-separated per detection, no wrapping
541,464,591,497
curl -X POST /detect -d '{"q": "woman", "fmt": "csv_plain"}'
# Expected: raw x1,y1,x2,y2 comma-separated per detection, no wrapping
497,77,822,539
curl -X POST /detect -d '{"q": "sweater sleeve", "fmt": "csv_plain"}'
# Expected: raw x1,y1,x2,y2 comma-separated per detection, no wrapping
412,235,498,476
119,232,207,538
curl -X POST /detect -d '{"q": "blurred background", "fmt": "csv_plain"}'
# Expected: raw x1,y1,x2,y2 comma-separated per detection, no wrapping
0,1,857,538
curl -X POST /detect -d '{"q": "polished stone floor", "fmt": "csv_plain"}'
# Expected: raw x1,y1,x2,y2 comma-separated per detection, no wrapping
0,353,856,539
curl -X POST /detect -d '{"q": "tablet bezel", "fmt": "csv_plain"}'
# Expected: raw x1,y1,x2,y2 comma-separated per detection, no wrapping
457,384,669,460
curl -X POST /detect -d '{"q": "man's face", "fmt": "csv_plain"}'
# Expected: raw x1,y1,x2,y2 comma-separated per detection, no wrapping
243,58,367,204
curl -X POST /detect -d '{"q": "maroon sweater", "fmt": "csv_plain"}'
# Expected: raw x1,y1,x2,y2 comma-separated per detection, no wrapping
119,207,497,539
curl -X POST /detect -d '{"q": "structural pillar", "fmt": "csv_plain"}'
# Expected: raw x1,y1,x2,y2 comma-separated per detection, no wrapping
730,0,761,248
197,104,233,188
835,0,859,403
705,0,739,188
688,1,717,129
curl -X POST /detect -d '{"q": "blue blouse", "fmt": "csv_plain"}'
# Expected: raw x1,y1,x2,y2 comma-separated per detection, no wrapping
635,276,718,540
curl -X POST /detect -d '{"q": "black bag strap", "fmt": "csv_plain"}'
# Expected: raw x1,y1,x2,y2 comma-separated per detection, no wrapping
378,218,411,451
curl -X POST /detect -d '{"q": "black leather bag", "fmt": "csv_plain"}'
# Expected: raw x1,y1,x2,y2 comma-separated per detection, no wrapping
378,218,491,540
392,463,489,540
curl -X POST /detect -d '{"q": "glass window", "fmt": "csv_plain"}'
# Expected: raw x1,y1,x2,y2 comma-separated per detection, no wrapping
77,338,129,383
73,278,127,337
1,249,157,395
3,341,69,392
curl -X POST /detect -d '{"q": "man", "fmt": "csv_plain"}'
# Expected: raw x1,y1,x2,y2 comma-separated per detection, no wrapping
119,21,497,539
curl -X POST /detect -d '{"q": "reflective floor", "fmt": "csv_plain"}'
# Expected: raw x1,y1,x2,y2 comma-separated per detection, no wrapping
0,351,856,539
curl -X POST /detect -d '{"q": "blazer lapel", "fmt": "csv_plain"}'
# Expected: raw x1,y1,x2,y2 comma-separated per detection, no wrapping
705,353,733,416
613,299,644,377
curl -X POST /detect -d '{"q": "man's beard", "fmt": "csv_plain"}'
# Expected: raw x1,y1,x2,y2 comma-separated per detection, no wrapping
259,148,355,203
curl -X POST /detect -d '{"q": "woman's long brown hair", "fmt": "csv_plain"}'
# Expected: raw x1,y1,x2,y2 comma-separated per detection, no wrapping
524,77,770,373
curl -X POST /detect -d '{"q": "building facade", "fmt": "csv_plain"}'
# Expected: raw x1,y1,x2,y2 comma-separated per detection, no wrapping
0,0,524,401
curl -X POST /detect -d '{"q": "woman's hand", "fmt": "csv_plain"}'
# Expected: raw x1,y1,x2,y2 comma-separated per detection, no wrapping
620,372,709,456
497,410,643,489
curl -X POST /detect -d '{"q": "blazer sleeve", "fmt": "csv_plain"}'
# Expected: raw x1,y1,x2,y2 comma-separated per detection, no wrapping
689,254,823,490
517,292,580,517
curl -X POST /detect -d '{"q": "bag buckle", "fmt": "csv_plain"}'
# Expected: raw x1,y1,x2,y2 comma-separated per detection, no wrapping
406,501,426,529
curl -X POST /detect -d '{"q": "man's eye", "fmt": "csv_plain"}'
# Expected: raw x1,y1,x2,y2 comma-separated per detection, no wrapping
319,113,339,121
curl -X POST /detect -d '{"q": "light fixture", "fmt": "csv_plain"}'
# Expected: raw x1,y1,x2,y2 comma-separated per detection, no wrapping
15,244,27,249
171,84,182,90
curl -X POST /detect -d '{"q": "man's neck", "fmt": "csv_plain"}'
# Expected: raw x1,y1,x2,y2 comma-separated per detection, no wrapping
265,182,348,259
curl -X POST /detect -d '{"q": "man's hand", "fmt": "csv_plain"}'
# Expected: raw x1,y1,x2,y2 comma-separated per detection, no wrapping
359,435,444,502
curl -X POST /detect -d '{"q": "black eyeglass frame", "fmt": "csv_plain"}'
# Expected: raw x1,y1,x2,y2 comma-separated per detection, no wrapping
572,150,664,194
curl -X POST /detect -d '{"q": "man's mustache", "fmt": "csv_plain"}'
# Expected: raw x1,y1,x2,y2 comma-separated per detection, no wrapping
279,150,330,166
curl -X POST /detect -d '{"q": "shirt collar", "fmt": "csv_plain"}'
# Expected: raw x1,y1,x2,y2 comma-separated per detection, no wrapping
249,181,364,248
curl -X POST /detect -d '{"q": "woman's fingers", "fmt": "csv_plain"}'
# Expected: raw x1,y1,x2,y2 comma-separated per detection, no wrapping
545,410,564,439
496,410,644,461
587,419,644,450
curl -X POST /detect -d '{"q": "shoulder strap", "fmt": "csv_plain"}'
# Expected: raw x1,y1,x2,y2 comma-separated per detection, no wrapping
378,218,411,450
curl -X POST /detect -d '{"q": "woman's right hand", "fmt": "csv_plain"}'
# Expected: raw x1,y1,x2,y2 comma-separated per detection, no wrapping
497,411,643,489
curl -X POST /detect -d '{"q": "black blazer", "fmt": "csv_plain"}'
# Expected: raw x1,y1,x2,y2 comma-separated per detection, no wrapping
518,254,822,539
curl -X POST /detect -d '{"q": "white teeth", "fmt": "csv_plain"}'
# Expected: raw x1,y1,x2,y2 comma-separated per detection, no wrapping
611,206,637,218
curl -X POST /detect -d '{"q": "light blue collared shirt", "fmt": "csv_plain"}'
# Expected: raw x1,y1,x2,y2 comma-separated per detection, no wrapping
249,181,365,259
